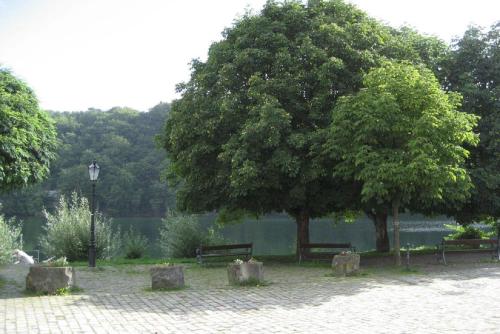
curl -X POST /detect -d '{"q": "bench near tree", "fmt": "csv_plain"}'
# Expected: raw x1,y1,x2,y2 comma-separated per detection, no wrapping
196,243,253,264
437,239,500,265
299,243,356,264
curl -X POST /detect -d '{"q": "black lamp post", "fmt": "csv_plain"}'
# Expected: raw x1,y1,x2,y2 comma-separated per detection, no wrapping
88,160,100,267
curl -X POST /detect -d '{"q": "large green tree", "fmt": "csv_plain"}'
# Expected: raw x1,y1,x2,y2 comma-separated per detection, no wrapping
0,68,57,191
440,23,500,224
162,0,445,254
328,61,478,264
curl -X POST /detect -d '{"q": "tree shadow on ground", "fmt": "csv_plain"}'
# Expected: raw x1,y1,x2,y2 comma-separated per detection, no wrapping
2,253,500,312
67,260,500,315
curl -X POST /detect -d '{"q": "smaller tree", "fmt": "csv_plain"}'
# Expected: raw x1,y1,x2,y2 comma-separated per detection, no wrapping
328,61,479,265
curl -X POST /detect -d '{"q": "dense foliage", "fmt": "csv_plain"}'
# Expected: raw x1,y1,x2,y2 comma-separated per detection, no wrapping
444,224,486,240
39,193,120,261
0,214,22,264
328,61,478,264
0,103,174,217
0,68,57,191
441,23,500,224
162,0,448,254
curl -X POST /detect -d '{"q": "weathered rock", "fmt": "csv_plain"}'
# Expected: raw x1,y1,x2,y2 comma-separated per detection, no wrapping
26,266,75,294
150,265,184,290
227,261,264,285
332,253,360,276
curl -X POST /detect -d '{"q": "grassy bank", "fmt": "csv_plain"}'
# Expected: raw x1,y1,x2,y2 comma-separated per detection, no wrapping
68,245,439,267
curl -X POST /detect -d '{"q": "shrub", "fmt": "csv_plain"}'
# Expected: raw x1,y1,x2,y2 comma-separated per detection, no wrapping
122,227,148,259
159,211,224,258
0,214,22,264
39,192,120,261
483,217,500,238
39,257,69,267
444,224,487,240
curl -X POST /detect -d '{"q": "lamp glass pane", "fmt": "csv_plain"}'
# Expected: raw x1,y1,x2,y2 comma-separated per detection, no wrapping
88,163,100,181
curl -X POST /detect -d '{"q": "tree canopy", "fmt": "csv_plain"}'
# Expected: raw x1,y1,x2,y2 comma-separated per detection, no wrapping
328,61,479,264
162,0,450,253
441,22,500,224
0,68,57,191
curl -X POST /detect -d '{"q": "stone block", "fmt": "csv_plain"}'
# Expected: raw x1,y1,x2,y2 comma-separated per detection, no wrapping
332,253,360,276
26,266,75,294
227,261,264,285
150,265,185,290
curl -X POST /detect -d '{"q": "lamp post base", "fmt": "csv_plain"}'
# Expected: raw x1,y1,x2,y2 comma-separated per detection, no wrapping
88,247,96,267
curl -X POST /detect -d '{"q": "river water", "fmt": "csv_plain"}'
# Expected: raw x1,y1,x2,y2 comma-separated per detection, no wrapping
21,214,461,256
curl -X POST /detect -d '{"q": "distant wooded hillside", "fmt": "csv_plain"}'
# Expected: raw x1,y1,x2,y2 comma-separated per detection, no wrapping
0,103,174,217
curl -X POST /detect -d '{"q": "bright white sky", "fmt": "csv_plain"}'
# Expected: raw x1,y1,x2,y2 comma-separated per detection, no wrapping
0,0,498,112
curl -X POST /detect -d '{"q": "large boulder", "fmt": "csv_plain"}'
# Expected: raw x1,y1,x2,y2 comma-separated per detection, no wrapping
150,265,185,290
26,266,75,294
332,253,360,277
227,261,264,285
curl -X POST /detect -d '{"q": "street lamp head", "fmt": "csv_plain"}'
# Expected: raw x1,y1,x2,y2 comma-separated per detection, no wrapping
88,160,100,181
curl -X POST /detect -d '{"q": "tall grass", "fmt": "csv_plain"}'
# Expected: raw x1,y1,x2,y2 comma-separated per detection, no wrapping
0,214,22,264
122,226,148,259
40,192,120,261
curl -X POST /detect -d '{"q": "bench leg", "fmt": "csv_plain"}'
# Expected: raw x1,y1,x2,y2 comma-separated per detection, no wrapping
442,247,447,265
196,247,203,265
492,245,500,261
497,242,500,261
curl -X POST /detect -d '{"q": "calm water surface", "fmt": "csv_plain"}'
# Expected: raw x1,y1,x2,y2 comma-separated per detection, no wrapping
21,214,457,257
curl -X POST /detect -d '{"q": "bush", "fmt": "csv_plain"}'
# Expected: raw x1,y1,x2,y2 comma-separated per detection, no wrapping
159,212,224,258
444,224,487,240
483,217,500,238
0,215,22,264
39,193,120,261
122,227,148,259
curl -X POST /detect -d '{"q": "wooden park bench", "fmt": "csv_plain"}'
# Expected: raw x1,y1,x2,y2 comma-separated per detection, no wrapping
437,239,500,265
299,242,356,264
196,243,253,264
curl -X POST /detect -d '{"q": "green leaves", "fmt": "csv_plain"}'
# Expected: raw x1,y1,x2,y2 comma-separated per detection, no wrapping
162,1,445,219
440,22,500,223
328,61,478,208
0,68,57,191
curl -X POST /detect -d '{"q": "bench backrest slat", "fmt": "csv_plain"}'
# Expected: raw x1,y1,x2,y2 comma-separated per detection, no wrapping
200,243,252,251
443,239,496,246
301,243,352,249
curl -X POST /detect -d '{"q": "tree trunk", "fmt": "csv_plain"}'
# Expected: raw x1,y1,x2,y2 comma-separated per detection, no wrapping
366,210,390,252
296,210,310,259
392,198,401,266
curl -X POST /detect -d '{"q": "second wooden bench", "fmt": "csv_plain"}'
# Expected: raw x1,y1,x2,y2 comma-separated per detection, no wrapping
196,243,253,264
437,238,499,265
299,243,355,264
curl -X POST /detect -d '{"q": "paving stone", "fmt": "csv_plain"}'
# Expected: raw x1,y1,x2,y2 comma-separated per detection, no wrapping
2,260,500,333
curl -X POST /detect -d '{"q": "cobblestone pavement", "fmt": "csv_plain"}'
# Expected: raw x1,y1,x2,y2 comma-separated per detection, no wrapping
2,258,500,333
